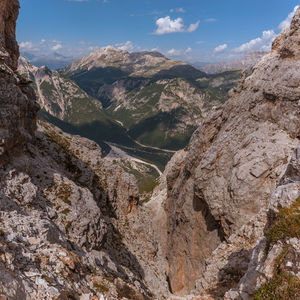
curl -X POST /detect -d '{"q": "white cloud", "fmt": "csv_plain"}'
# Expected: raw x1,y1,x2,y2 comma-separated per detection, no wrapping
52,44,63,51
170,8,185,13
167,48,182,56
154,16,200,35
187,21,200,32
278,5,300,31
155,17,184,34
228,7,298,55
214,44,228,53
234,30,276,53
115,41,135,51
166,47,192,56
19,41,34,50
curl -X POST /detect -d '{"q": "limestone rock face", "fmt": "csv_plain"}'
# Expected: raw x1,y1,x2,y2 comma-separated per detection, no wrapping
0,0,39,165
0,0,19,70
163,7,300,296
0,1,164,299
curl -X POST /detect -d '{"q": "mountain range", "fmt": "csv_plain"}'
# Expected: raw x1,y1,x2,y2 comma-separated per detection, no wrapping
197,50,268,74
19,47,242,166
1,1,300,299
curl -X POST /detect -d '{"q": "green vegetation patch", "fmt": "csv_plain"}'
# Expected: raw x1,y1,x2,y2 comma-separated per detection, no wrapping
255,246,300,300
93,282,109,293
40,81,56,98
57,183,72,205
266,196,300,251
255,196,300,299
139,178,160,194
44,128,71,153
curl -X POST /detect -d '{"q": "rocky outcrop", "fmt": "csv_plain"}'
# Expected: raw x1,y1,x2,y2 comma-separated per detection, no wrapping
223,144,300,299
18,56,103,122
0,0,19,70
2,0,300,299
0,0,39,165
162,7,300,296
0,1,166,299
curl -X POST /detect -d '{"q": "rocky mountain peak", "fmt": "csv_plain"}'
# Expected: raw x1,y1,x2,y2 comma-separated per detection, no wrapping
272,6,300,58
89,46,128,58
0,0,20,70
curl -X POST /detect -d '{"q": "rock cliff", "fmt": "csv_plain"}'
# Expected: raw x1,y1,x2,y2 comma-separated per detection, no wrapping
161,7,300,297
0,1,167,299
0,0,38,165
1,1,300,299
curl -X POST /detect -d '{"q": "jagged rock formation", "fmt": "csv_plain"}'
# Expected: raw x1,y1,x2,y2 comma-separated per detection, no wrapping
159,7,300,297
2,1,300,299
18,56,104,122
0,0,39,164
17,56,139,153
198,51,268,74
0,1,167,299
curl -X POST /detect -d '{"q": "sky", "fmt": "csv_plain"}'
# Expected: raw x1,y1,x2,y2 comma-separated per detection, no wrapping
17,0,300,66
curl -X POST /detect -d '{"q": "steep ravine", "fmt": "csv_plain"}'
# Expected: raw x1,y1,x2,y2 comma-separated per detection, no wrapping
154,7,300,298
1,1,300,300
0,1,167,299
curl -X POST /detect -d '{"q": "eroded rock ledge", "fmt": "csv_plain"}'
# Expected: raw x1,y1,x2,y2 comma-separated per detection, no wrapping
162,7,300,296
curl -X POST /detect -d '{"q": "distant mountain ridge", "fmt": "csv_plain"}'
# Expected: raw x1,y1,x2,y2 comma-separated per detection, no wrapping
197,50,268,74
18,56,135,151
64,46,193,78
22,51,74,69
62,47,241,150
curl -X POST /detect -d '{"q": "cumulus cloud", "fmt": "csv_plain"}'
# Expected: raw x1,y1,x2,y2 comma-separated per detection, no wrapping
214,44,228,53
278,5,300,31
154,16,200,35
52,44,63,51
19,41,35,51
166,47,192,56
230,7,299,55
234,30,276,52
187,21,200,32
167,48,182,56
115,41,135,51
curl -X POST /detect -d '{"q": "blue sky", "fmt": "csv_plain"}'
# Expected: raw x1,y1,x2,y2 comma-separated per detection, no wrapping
17,0,300,64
